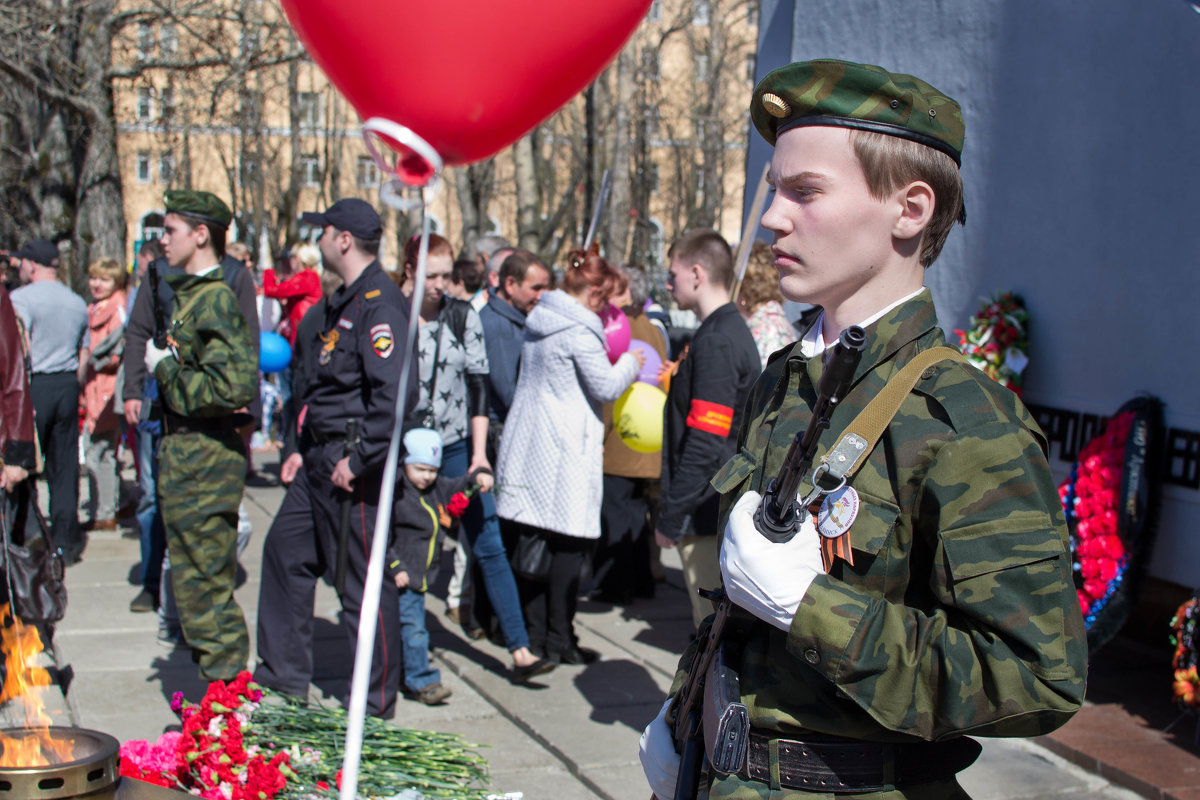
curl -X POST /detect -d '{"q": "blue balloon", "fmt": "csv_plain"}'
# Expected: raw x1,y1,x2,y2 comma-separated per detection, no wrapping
259,331,292,373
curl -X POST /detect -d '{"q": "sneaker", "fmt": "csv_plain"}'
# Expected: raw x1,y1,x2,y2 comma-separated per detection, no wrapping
414,682,452,705
157,623,186,648
129,589,157,613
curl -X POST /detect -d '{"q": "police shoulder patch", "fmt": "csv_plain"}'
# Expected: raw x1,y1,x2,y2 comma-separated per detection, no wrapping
370,323,394,358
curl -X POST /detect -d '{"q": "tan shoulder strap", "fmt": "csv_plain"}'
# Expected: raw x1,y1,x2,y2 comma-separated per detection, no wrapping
818,346,967,485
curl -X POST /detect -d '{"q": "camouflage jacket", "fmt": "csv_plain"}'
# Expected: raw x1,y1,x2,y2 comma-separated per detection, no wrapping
680,289,1085,744
156,271,256,419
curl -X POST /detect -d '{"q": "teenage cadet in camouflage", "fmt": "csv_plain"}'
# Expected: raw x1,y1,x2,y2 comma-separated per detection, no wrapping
145,190,256,682
640,59,1086,799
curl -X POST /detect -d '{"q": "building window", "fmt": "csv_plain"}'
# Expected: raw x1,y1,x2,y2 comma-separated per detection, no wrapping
746,54,756,84
641,49,660,81
160,23,178,56
693,0,710,26
639,163,660,193
648,218,665,268
240,156,258,188
647,0,662,22
695,54,710,83
136,152,152,183
136,87,153,121
747,1,760,27
136,23,154,59
643,108,661,140
296,92,321,130
159,153,175,184
301,154,321,187
159,88,175,122
356,156,380,189
240,29,260,57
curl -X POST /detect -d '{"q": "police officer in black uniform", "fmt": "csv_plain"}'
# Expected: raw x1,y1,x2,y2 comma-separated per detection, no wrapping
254,198,417,718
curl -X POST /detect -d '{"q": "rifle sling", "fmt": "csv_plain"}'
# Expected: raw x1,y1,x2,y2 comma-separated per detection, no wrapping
816,346,967,488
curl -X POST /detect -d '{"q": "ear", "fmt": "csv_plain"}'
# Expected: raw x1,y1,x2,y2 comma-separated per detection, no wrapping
690,262,707,288
892,181,935,241
194,223,211,248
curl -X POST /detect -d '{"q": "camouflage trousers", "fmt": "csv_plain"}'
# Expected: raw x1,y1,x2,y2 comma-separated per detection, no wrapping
159,429,249,681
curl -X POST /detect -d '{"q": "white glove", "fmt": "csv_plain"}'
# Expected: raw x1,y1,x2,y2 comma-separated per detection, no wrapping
720,490,825,631
144,340,172,374
639,697,679,800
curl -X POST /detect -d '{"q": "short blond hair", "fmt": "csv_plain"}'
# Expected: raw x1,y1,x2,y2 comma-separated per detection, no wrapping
295,243,321,268
850,130,964,268
88,257,127,288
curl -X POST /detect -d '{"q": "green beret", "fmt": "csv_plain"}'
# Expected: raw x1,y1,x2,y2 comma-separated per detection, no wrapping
751,59,965,165
164,190,232,229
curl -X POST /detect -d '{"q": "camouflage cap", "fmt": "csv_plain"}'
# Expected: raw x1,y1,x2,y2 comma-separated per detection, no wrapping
164,190,232,229
751,59,965,165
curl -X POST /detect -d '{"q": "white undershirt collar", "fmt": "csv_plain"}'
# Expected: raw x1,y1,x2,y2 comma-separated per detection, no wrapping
800,287,927,357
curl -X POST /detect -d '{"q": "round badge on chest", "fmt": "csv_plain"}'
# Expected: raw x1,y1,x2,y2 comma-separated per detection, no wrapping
817,486,860,540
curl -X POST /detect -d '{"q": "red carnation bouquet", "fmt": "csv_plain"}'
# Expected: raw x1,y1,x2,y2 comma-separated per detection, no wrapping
954,292,1030,396
120,671,490,798
120,672,292,799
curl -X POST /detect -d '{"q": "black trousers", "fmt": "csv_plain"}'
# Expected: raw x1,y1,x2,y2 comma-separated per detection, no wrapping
254,441,402,718
30,372,82,559
511,521,592,657
593,474,656,600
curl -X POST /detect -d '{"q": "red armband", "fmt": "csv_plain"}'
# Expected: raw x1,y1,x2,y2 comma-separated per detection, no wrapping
686,399,734,436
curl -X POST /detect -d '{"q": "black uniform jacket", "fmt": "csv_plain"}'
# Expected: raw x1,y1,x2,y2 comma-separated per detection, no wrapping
300,261,417,477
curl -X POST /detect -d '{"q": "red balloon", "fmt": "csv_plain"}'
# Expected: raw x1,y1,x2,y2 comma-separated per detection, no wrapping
281,0,651,184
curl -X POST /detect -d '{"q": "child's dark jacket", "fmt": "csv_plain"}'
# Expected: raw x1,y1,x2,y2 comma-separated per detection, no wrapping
386,472,474,592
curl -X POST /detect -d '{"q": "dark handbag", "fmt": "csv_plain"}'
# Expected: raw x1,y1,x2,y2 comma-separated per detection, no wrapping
2,485,68,624
510,528,552,583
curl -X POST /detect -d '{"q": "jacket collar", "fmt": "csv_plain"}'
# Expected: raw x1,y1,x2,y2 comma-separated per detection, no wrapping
486,290,527,326
793,288,941,387
165,267,222,292
328,260,381,315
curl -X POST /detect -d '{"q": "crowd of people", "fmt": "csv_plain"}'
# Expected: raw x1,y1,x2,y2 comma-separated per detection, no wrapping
0,190,798,719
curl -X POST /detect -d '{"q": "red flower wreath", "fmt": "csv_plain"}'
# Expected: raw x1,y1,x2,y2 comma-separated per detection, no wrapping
1058,410,1135,620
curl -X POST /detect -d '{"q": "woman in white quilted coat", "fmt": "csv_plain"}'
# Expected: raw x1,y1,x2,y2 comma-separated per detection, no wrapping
496,249,644,664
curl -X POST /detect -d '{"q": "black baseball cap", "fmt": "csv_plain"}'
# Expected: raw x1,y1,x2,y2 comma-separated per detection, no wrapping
12,239,59,267
302,198,382,241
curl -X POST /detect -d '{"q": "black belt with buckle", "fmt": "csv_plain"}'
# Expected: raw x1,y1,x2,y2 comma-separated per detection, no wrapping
743,731,981,794
163,413,236,437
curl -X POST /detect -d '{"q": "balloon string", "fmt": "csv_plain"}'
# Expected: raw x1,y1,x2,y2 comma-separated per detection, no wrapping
339,185,433,800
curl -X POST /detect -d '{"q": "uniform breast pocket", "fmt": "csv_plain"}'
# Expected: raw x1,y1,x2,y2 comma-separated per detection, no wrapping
319,339,358,380
843,486,900,564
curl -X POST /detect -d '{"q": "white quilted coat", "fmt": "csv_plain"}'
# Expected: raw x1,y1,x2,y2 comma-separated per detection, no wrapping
496,289,639,538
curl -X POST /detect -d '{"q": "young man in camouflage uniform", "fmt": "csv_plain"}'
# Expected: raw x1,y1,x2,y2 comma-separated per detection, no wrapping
640,59,1086,799
145,190,256,681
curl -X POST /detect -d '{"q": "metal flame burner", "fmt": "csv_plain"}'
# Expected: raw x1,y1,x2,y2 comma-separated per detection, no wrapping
0,726,119,799
0,726,186,799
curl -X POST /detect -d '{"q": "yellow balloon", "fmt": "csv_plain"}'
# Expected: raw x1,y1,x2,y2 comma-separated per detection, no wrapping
613,382,666,454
